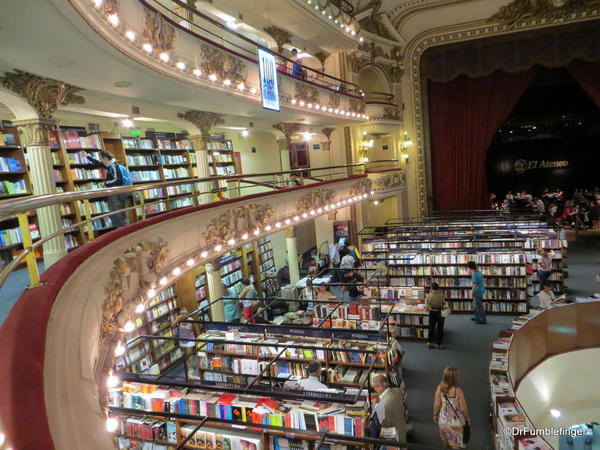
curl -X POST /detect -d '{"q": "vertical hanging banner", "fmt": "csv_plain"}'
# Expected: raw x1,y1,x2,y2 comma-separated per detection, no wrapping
258,48,280,111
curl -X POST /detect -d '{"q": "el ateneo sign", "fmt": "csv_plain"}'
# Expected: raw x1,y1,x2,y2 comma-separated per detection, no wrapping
513,159,569,174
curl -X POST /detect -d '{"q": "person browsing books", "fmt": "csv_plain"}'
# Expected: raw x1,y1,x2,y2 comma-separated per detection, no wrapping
81,150,132,227
371,374,407,442
538,281,565,309
536,248,553,284
467,261,486,324
222,283,240,323
292,361,328,390
239,278,258,322
315,284,335,300
425,282,447,349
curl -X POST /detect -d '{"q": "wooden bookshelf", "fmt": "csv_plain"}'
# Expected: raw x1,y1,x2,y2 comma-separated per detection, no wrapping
257,237,277,296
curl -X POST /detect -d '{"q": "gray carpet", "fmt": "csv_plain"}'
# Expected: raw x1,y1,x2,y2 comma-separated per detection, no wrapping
0,263,44,324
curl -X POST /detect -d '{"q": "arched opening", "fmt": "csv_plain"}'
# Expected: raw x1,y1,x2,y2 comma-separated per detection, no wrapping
358,66,392,103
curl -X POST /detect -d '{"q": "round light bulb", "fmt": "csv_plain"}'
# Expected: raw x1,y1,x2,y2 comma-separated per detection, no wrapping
114,344,125,356
299,100,305,106
291,99,297,105
172,267,181,276
147,288,156,299
142,43,153,53
159,52,170,62
106,417,119,433
253,229,260,236
317,208,322,213
242,233,249,240
107,374,120,388
176,61,186,70
227,238,236,245
209,73,218,82
370,191,375,195
308,103,313,109
214,244,223,251
123,321,135,333
200,251,208,258
135,303,145,313
237,82,245,91
159,277,168,286
309,210,316,216
250,87,257,94
285,219,291,225
265,225,272,231
224,79,232,86
186,258,195,267
275,222,282,228
315,104,321,110
193,68,202,77
93,0,103,7
294,216,300,221
324,205,330,211
125,30,136,41
107,14,119,27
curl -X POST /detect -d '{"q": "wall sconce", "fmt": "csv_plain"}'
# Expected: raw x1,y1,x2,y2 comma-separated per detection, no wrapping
241,129,249,138
359,139,374,164
121,117,134,128
401,132,412,163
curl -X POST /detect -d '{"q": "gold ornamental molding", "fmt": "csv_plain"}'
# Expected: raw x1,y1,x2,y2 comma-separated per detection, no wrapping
143,9,176,54
403,9,600,215
490,0,600,27
177,110,223,142
382,106,402,121
200,44,247,84
263,25,293,53
0,69,84,119
202,203,274,244
349,179,373,197
321,127,336,151
372,171,406,191
96,238,169,403
349,98,366,114
12,118,55,147
296,188,336,213
294,82,320,104
314,51,330,71
273,122,302,146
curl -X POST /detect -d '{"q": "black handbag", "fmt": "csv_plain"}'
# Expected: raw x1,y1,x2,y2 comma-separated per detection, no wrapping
444,393,470,444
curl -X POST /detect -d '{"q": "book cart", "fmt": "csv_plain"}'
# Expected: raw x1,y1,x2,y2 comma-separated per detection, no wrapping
109,298,406,450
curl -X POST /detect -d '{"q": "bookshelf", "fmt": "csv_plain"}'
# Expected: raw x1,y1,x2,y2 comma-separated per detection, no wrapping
220,249,244,296
257,237,277,296
190,136,238,201
116,286,186,375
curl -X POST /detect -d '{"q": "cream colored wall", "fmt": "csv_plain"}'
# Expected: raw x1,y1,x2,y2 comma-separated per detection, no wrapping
314,214,334,257
269,231,287,270
295,220,317,255
363,196,398,227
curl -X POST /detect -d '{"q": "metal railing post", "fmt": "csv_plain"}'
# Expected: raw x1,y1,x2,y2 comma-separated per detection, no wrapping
17,213,41,287
83,199,95,242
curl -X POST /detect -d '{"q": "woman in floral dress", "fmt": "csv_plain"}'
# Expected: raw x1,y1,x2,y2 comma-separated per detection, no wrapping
433,367,470,448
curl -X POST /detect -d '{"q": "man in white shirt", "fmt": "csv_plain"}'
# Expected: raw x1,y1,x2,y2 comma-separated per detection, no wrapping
329,242,341,281
296,361,328,390
538,281,564,309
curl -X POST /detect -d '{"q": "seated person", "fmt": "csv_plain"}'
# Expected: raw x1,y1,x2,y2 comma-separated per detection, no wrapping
286,361,328,390
315,284,335,300
289,173,303,186
538,281,565,309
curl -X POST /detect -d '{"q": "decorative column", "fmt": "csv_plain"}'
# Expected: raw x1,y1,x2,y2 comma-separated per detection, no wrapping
1,70,85,268
205,261,225,321
273,122,301,173
177,110,223,204
285,227,300,285
263,25,292,54
321,127,335,174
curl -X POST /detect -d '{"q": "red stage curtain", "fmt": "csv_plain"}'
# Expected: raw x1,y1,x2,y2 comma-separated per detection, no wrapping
428,68,538,211
568,60,600,108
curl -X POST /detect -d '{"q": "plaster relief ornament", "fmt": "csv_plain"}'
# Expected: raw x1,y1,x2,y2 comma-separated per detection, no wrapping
202,203,274,244
294,82,320,104
350,179,373,197
143,9,176,54
0,69,84,119
374,171,405,190
490,0,600,26
200,44,247,84
296,189,335,213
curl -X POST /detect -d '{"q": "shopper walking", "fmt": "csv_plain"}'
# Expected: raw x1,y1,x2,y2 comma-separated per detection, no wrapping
371,374,407,442
223,283,241,323
536,248,553,285
82,150,132,227
467,260,486,324
433,367,470,449
239,279,258,322
425,282,446,349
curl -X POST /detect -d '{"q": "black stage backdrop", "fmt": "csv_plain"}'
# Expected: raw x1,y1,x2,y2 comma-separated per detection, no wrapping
486,136,600,197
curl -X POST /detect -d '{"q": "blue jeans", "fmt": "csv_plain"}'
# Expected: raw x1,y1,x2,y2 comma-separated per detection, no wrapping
538,270,552,284
473,294,486,323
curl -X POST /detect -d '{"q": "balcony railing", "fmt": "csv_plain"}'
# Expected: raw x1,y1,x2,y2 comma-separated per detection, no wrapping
364,91,397,106
146,0,361,95
0,161,398,292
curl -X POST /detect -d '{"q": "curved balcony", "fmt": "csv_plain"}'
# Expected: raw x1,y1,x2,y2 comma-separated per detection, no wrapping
362,92,402,135
62,0,366,121
0,162,396,450
498,303,600,449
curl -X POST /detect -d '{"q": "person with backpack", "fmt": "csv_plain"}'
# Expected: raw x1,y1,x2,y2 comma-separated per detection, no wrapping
81,150,132,227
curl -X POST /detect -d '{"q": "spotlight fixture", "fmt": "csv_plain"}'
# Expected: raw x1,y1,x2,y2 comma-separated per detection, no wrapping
121,118,134,128
147,288,156,299
107,14,119,27
227,238,236,245
209,73,218,82
200,251,208,258
237,82,245,91
241,129,249,137
176,61,186,70
123,321,135,333
135,303,145,313
242,233,249,240
223,79,232,86
125,30,136,41
265,225,272,231
142,43,153,53
250,87,257,94
186,258,195,267
159,52,170,62
253,229,260,235
193,68,202,77
284,219,291,225
214,244,223,251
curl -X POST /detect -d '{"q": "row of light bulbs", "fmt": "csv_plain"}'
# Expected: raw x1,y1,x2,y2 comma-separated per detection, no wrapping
93,1,260,97
290,98,369,120
104,190,375,431
93,0,368,123
303,0,361,40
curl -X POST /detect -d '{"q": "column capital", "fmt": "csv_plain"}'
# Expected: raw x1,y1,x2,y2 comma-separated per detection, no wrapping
285,227,295,238
263,25,292,54
177,110,223,144
13,117,56,147
0,69,84,119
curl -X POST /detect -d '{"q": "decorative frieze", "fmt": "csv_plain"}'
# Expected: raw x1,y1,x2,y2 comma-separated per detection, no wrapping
143,9,176,54
372,171,405,191
294,82,320,104
263,25,293,53
296,188,335,213
349,179,373,197
200,44,247,84
490,0,600,27
177,110,223,142
202,203,274,244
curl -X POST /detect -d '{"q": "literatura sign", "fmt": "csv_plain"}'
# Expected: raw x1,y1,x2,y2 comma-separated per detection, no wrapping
514,159,569,173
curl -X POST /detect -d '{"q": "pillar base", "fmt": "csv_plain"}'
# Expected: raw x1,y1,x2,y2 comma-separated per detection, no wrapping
42,247,67,268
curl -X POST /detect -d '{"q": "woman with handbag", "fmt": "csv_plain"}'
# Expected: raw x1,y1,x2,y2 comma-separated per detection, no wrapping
425,282,448,349
433,367,470,449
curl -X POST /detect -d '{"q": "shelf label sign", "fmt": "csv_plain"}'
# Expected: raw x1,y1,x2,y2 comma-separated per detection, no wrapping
258,48,280,111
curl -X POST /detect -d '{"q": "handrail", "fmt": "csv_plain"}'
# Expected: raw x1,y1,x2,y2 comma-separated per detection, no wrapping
364,91,396,105
144,0,362,96
331,0,355,15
